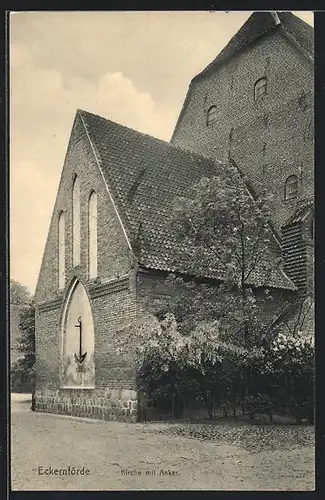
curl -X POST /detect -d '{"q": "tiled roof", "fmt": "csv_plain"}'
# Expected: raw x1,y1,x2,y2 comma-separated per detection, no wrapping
193,11,313,82
78,109,296,291
282,200,314,228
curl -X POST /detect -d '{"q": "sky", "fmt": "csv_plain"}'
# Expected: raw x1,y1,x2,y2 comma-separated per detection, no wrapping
9,11,314,293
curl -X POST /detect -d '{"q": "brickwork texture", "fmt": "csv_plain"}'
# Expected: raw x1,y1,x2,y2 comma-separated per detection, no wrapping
172,30,314,234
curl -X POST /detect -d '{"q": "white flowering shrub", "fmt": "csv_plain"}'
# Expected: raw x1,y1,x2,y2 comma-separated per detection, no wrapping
249,332,315,422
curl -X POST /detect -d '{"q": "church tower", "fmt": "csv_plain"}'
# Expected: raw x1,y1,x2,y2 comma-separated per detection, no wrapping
171,11,314,293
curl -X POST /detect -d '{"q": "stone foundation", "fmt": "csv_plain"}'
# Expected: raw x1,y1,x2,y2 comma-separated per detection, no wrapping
35,388,138,422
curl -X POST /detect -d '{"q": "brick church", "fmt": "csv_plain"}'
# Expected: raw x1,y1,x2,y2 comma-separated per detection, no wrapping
34,12,314,421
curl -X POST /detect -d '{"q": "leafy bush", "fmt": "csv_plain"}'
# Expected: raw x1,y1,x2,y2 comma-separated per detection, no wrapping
133,315,314,423
11,359,35,393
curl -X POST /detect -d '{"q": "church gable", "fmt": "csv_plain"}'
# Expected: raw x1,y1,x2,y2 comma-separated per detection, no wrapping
34,111,134,305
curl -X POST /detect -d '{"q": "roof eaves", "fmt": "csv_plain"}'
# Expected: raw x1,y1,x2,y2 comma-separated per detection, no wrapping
245,271,297,292
278,270,298,291
139,261,297,292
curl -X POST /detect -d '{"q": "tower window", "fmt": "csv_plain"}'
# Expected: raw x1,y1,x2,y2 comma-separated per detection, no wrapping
207,105,217,126
72,175,81,266
58,211,65,289
88,191,98,279
285,175,298,201
254,77,267,100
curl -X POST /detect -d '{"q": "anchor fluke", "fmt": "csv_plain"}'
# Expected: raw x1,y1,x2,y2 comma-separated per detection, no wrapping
74,352,87,364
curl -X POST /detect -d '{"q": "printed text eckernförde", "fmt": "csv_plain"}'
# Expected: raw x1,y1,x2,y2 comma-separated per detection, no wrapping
37,466,90,476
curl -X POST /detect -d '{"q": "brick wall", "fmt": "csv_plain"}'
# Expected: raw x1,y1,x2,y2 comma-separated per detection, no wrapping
171,30,314,234
136,270,294,334
35,113,134,304
34,113,139,421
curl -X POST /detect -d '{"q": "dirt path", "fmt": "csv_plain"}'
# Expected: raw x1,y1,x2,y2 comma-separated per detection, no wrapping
10,398,314,491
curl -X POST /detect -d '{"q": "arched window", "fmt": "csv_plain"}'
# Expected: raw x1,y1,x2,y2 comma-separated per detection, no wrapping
207,105,217,126
254,77,267,100
58,211,65,289
88,191,98,279
285,175,298,201
72,176,81,266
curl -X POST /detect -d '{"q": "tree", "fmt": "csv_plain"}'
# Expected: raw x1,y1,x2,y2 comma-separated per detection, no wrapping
166,165,304,413
17,303,35,367
10,280,35,393
167,163,286,347
10,279,31,305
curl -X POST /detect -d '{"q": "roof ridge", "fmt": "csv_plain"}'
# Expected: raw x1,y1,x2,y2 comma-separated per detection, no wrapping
191,11,313,83
191,12,277,82
77,108,225,168
77,108,184,151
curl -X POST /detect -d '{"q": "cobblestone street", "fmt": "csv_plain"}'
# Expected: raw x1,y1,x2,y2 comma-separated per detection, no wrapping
11,395,315,491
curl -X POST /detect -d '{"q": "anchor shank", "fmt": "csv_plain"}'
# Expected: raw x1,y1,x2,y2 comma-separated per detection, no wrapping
79,319,82,358
75,317,83,360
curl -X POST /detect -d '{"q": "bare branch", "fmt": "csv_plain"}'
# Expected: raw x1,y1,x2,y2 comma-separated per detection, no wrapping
244,226,266,281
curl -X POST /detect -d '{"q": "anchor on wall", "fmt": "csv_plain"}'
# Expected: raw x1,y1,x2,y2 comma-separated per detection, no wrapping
74,316,87,365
